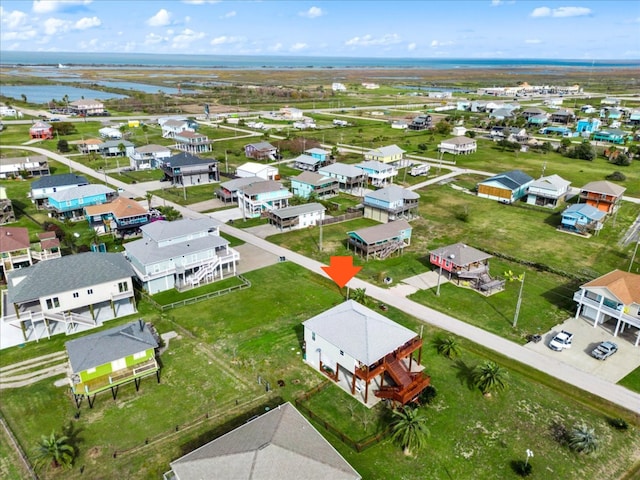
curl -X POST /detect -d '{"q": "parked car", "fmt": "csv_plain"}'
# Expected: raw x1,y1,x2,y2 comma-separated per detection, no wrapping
549,330,573,351
591,341,618,360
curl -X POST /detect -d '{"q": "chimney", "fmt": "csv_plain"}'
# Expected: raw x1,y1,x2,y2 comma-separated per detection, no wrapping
138,319,145,332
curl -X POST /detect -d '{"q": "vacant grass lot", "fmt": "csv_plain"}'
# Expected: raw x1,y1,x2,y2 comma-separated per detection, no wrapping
1,264,638,480
149,183,217,206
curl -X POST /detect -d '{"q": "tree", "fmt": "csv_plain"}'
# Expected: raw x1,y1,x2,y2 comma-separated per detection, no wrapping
34,431,75,470
433,120,451,135
568,423,599,454
350,287,367,305
57,139,70,153
472,361,508,396
390,406,430,456
21,93,27,103
570,141,596,161
117,142,126,156
145,192,153,210
434,336,461,359
540,141,553,154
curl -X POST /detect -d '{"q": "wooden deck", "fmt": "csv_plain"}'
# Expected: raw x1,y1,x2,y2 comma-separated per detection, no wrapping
71,358,158,395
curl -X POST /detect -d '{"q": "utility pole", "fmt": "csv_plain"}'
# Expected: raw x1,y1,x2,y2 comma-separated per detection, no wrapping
513,272,526,328
629,238,640,272
319,215,323,252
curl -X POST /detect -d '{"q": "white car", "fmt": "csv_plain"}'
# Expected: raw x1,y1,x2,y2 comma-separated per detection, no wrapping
549,330,573,351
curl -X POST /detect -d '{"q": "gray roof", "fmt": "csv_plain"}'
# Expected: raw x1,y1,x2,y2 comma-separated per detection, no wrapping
140,218,221,243
523,107,545,115
246,141,276,151
430,243,492,267
291,171,335,187
0,155,48,167
480,170,533,190
305,148,329,155
303,300,416,365
135,144,170,154
367,144,405,157
220,176,266,192
125,230,228,265
347,219,412,245
293,154,321,166
241,180,288,196
269,203,325,220
31,173,88,190
48,184,115,202
355,160,393,172
319,163,363,179
364,185,419,203
101,140,134,149
165,152,217,167
169,402,360,480
581,180,626,197
163,119,188,127
440,136,476,145
7,252,134,303
530,174,571,191
66,320,157,373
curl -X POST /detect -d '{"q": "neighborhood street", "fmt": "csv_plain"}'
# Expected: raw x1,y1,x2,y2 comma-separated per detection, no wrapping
2,144,640,414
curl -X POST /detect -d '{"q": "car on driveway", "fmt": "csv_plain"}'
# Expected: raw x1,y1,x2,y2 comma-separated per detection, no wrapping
549,330,573,351
591,341,618,360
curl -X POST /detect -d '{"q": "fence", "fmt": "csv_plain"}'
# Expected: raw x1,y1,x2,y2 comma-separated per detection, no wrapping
0,415,38,479
140,275,251,311
320,210,363,226
294,382,392,453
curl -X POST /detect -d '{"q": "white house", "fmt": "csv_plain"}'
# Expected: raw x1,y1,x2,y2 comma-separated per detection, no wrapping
526,174,571,207
124,218,239,294
161,119,192,139
236,162,279,181
0,106,18,117
364,145,406,166
279,107,303,120
573,270,640,347
303,300,430,406
266,203,326,231
68,99,104,116
129,144,171,170
354,161,398,188
437,136,477,155
332,82,347,92
2,252,136,349
98,127,122,140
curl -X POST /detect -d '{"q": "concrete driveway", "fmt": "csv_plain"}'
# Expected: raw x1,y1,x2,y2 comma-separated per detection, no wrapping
525,316,640,383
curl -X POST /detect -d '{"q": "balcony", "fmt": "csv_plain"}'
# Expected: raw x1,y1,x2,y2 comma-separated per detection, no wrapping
71,357,159,395
574,292,640,328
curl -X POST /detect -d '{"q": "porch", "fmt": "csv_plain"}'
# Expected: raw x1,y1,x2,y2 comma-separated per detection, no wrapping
71,357,159,396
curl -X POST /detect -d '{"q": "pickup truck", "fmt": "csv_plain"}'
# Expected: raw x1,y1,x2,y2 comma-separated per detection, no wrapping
590,341,618,360
548,330,573,351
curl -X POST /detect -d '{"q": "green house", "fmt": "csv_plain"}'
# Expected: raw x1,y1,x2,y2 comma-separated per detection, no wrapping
65,320,159,408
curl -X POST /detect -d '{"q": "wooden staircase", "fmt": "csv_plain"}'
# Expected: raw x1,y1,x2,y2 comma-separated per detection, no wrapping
375,355,431,405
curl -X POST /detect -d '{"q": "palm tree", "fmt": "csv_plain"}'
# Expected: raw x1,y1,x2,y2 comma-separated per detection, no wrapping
390,406,430,456
568,423,599,454
350,287,367,305
145,192,153,210
34,431,75,470
435,336,461,360
472,361,508,396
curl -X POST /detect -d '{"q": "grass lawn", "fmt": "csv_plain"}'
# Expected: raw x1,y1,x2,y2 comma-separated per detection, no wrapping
0,263,638,480
0,425,30,480
151,276,246,305
618,367,640,393
149,183,217,206
116,168,165,184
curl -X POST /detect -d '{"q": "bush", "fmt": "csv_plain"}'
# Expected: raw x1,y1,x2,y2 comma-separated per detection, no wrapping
512,460,533,477
417,385,437,405
606,171,626,181
607,417,629,431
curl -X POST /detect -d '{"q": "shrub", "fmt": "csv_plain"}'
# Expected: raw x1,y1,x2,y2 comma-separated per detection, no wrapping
608,417,629,431
512,460,533,477
417,385,437,405
568,423,599,454
606,171,626,181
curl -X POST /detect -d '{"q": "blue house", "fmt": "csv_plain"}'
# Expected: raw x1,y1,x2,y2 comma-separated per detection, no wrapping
477,170,534,204
592,128,627,145
48,184,117,220
293,154,323,172
347,220,413,261
305,148,330,162
363,185,419,222
576,118,601,134
84,197,152,236
527,114,548,125
560,203,606,235
354,161,398,187
238,180,292,219
290,171,338,199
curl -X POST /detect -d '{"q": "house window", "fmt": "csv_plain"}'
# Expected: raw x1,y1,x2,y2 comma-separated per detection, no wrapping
73,292,79,298
87,289,93,295
340,350,344,356
312,332,316,341
118,281,128,293
87,367,96,374
133,351,146,360
45,297,60,309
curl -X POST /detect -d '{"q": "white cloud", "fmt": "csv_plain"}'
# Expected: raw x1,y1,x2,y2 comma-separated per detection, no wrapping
171,28,205,49
551,7,591,17
407,42,416,51
1,29,37,41
182,0,220,4
210,35,245,45
32,0,92,14
144,33,167,45
290,42,308,51
345,34,401,47
525,39,542,44
299,6,324,18
491,0,503,6
74,16,100,30
269,42,283,52
43,17,71,35
531,6,591,18
221,11,236,19
430,39,454,48
147,9,171,27
0,7,29,29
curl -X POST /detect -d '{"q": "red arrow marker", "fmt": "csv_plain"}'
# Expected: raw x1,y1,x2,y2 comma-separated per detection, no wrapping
321,256,362,288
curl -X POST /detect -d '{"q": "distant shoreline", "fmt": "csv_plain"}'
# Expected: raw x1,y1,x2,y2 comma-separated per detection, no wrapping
1,51,638,70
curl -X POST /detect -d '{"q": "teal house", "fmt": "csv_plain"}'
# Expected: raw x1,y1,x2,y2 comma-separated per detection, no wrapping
290,171,338,199
592,128,626,145
65,320,159,408
560,203,606,235
47,184,117,220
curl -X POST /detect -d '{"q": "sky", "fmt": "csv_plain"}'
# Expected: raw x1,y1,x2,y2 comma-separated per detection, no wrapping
0,0,639,59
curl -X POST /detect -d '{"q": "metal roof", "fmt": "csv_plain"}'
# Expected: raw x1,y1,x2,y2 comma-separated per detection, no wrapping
367,144,405,157
562,203,606,221
7,252,134,304
430,243,492,267
48,184,115,203
319,163,363,179
291,171,334,187
530,174,571,191
347,219,412,245
480,170,533,190
124,231,228,265
65,320,157,373
31,173,88,190
169,402,360,480
303,300,417,365
268,203,325,220
165,152,217,167
364,185,419,203
140,218,221,243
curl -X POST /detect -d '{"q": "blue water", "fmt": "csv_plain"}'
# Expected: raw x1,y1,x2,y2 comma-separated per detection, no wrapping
1,51,637,69
0,85,127,103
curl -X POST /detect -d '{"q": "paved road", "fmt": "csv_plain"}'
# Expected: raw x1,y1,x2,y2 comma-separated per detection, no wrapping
3,144,640,414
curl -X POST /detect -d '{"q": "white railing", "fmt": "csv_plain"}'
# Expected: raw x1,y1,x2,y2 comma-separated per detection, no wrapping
574,292,640,327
